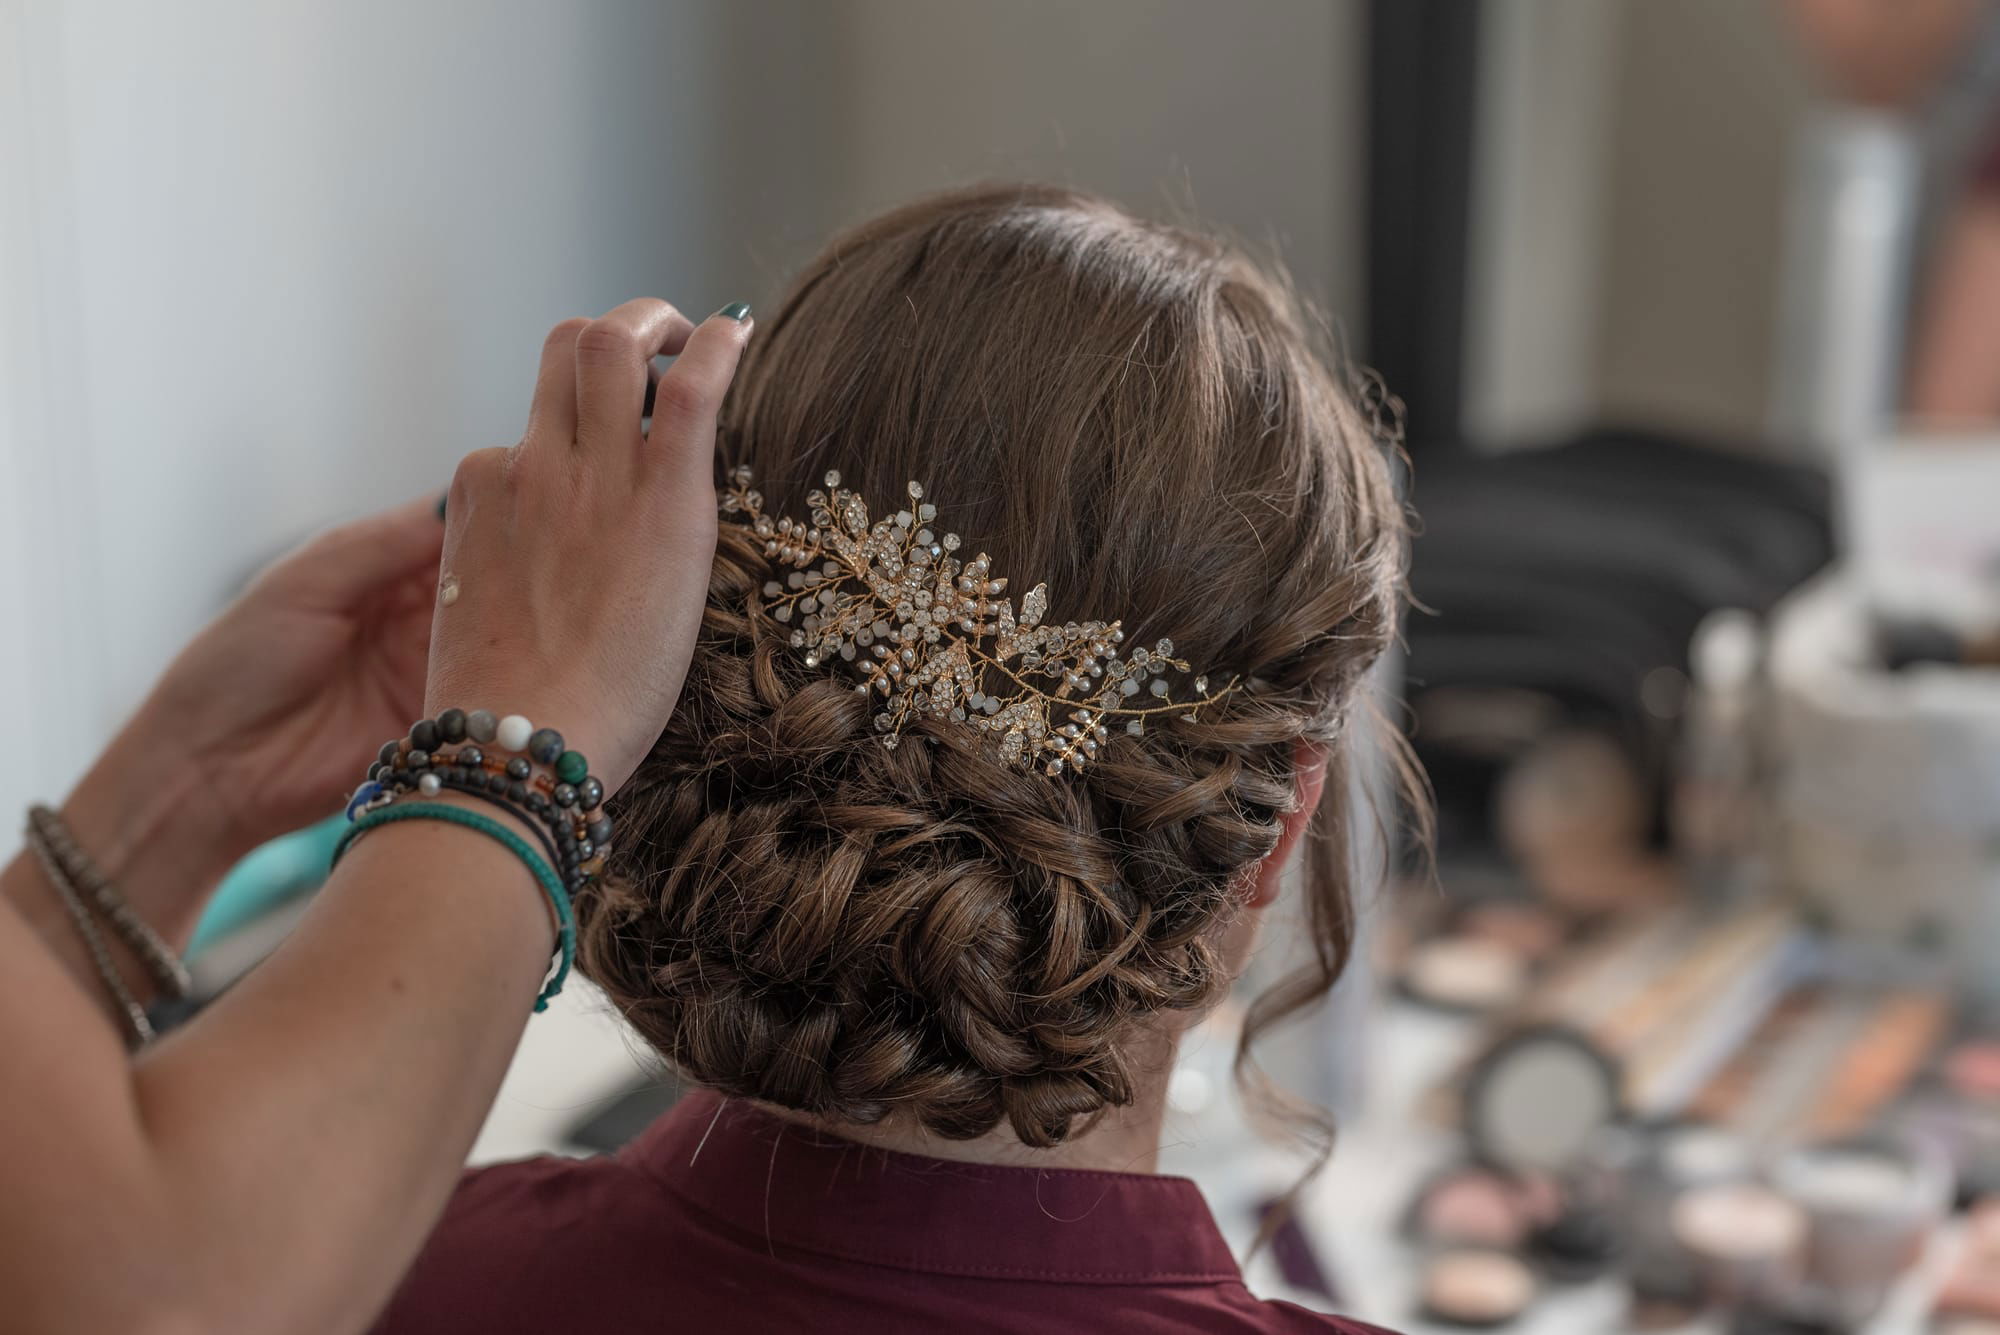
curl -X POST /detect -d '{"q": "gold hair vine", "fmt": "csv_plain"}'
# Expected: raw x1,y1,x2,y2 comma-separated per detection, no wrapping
720,467,1238,777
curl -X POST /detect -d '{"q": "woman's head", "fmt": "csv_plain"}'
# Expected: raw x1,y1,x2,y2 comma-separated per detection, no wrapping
580,183,1409,1148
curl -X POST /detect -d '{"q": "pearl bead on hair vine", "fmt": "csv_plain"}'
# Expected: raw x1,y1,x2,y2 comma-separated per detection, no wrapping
721,467,1238,778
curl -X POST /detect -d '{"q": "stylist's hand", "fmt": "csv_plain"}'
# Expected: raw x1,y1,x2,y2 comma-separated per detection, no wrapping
55,299,746,938
427,299,750,796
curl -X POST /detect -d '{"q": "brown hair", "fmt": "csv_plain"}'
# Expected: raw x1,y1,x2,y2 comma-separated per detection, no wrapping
579,183,1413,1150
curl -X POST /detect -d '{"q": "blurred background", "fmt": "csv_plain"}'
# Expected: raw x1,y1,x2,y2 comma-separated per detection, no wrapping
8,1,2000,1331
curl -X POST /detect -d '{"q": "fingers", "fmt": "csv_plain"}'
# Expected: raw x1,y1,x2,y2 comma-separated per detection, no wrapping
645,306,753,491
444,446,514,529
573,299,695,451
524,318,590,446
279,494,447,606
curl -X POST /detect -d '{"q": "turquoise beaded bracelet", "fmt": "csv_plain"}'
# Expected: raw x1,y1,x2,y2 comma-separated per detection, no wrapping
332,801,575,1012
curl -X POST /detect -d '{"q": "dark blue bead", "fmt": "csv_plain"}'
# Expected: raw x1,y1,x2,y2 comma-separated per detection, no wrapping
576,839,594,860
486,772,507,793
553,784,578,808
457,746,483,768
507,780,529,803
506,757,531,781
586,814,614,846
526,793,551,814
527,728,565,766
410,720,440,753
577,777,604,810
379,741,399,765
406,750,429,770
437,709,467,743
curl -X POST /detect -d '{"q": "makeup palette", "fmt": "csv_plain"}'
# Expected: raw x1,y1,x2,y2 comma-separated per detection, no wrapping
1684,984,1950,1149
1430,904,1810,1142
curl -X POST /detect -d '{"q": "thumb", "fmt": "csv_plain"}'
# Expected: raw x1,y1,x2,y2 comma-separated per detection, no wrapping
271,494,448,606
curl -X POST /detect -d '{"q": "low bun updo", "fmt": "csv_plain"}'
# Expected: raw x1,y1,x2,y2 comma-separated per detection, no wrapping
576,183,1410,1148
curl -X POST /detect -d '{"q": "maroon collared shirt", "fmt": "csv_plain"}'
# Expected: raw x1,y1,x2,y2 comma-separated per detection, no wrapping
373,1090,1398,1333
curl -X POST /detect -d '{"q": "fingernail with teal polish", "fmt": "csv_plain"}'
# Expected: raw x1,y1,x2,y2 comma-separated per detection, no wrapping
436,494,448,522
719,301,752,323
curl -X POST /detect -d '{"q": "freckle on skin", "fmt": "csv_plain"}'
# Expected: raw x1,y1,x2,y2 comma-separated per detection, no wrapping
390,976,407,995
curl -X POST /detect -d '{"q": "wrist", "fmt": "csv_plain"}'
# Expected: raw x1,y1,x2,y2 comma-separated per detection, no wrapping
368,710,613,894
335,792,573,1008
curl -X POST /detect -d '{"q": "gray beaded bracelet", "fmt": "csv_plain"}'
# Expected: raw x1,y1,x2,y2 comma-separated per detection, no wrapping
22,824,155,1046
28,804,192,1000
352,709,614,895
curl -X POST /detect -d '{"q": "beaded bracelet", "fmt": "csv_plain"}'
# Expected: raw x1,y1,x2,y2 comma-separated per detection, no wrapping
27,804,192,1000
358,771,567,879
21,823,156,1045
358,709,613,891
332,802,575,1011
363,764,581,886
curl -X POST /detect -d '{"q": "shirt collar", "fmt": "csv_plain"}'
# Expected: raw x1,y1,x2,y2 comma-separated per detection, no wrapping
627,1090,1244,1285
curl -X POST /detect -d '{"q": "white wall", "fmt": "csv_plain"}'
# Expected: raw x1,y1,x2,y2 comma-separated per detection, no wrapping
823,0,1365,331
1,0,729,819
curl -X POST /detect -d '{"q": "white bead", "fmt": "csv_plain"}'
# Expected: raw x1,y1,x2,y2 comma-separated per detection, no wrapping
418,773,443,796
496,714,533,752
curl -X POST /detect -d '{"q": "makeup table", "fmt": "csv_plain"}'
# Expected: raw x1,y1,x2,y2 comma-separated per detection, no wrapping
1274,999,1964,1335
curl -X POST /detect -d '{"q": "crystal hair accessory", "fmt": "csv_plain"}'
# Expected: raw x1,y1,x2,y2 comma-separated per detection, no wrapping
720,467,1238,777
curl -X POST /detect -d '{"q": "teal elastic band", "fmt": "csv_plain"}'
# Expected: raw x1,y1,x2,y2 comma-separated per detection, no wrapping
332,801,575,1012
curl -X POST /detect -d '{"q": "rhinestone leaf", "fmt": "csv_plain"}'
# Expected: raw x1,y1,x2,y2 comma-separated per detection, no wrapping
1020,583,1049,628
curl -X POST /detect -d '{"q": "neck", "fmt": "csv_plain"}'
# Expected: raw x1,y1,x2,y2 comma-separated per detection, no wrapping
778,1029,1180,1174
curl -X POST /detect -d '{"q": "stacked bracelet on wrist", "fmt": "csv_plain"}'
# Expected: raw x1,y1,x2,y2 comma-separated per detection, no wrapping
337,709,613,1012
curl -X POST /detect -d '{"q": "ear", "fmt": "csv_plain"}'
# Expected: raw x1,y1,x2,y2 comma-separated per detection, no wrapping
1246,739,1331,909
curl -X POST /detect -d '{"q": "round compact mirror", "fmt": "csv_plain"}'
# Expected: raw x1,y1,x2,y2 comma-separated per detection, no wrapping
1462,1024,1624,1174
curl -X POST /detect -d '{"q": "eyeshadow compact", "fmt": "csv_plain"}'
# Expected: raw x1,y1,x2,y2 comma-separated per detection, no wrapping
1403,1164,1545,1252
1416,1248,1540,1328
1401,935,1533,1014
1460,1023,1625,1175
1669,1179,1807,1303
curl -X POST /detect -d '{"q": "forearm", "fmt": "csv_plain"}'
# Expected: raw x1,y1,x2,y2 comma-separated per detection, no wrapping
3,708,246,1002
0,805,552,1335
